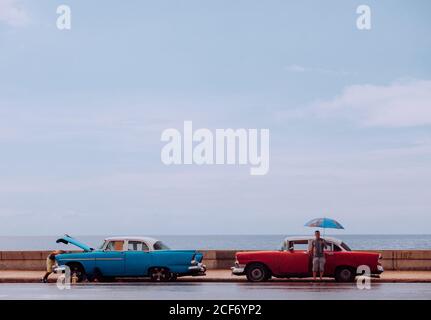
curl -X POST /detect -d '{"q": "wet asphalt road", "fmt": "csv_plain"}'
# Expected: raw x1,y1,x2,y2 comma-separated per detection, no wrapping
0,282,430,300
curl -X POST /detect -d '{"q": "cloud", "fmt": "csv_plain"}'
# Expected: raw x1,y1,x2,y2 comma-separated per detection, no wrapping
285,64,307,72
315,79,431,127
285,64,352,76
0,0,29,27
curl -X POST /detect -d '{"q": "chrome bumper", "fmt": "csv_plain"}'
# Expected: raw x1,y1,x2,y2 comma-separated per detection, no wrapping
188,263,206,275
370,265,384,278
231,265,245,276
53,265,65,273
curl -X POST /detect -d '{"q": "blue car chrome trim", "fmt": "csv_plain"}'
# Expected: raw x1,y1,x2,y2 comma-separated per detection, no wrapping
58,257,124,261
188,263,206,274
57,258,94,261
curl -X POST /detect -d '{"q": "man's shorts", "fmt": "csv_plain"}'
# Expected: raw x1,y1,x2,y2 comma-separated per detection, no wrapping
312,257,326,272
46,258,55,272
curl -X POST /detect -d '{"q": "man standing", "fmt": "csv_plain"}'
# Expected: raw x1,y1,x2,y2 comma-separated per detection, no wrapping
310,230,327,281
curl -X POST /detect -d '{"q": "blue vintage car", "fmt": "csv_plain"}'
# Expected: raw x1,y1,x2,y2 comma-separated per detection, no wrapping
55,235,206,282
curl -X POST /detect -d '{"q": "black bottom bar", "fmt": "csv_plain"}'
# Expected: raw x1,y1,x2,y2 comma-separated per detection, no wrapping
2,300,430,319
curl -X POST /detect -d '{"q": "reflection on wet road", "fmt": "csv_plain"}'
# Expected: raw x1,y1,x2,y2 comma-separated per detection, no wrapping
1,282,431,300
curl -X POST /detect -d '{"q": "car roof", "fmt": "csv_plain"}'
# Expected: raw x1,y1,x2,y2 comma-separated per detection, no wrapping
104,236,159,246
284,236,343,246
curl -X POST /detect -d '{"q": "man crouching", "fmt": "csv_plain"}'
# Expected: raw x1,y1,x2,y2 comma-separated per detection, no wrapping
42,250,64,283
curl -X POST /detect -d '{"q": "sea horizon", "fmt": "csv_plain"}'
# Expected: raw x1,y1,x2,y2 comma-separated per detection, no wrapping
1,234,430,251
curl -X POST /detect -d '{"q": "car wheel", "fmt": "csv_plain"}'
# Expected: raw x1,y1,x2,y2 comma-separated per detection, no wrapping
168,273,178,282
67,263,85,282
149,267,170,282
246,263,270,282
335,267,356,282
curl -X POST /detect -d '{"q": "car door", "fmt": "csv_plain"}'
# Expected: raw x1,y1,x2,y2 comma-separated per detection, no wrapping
94,240,126,276
278,240,310,275
124,240,152,276
324,242,339,275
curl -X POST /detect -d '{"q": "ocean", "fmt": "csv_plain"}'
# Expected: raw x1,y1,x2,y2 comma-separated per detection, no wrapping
0,234,430,251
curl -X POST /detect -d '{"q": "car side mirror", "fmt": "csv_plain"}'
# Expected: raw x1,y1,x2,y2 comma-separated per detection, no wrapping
288,247,294,251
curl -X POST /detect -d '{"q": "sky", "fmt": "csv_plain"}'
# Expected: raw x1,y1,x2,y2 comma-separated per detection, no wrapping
0,0,430,236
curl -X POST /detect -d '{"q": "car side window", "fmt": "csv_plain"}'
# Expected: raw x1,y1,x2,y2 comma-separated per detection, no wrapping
127,241,149,252
325,242,334,251
290,240,309,251
105,241,124,251
333,244,342,252
153,241,170,250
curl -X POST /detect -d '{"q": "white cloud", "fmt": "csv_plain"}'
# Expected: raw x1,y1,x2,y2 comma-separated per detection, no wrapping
285,64,307,72
315,79,431,127
0,0,29,27
285,64,351,76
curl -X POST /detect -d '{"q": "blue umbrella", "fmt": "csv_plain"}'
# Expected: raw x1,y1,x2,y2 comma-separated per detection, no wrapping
304,217,344,236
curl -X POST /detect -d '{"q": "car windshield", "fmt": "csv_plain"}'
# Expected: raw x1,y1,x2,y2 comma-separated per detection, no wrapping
153,241,170,250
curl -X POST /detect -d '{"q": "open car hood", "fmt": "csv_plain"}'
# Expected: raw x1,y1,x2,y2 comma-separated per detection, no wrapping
56,235,93,252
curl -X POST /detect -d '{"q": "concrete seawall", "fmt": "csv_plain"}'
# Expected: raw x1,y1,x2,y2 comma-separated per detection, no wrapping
1,250,431,271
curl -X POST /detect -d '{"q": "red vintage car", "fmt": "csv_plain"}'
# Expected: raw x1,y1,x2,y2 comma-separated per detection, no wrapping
231,236,384,282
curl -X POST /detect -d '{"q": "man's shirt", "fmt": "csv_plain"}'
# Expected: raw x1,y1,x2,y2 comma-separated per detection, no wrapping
311,238,328,258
